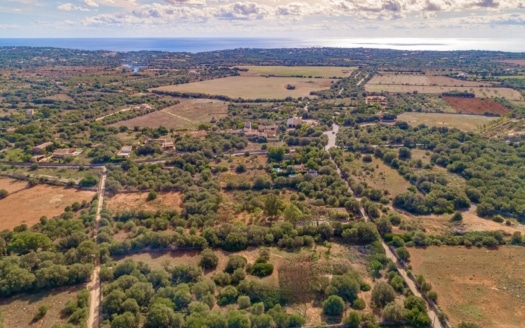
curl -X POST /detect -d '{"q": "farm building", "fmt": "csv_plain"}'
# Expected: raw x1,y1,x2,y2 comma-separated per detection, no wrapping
366,96,387,108
32,142,53,154
117,146,133,158
52,148,83,158
286,117,303,128
145,138,175,151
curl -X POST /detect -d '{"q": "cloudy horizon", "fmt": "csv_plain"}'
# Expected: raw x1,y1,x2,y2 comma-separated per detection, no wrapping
0,0,524,41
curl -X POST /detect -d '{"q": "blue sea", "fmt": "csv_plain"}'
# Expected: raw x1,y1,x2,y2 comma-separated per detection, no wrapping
0,37,523,53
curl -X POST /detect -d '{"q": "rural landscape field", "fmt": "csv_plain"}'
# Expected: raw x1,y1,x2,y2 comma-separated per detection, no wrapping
1,46,525,328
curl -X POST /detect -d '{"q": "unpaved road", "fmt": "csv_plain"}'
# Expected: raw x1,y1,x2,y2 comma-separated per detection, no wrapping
324,126,444,328
86,167,107,328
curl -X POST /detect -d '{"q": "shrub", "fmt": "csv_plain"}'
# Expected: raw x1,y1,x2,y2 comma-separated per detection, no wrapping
323,295,345,316
450,211,463,222
251,263,274,277
33,305,48,321
0,189,8,199
351,298,366,310
237,295,251,309
199,249,219,269
225,255,247,274
147,190,157,201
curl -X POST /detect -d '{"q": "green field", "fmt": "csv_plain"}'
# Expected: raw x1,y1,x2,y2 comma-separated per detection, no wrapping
398,112,498,132
238,66,356,78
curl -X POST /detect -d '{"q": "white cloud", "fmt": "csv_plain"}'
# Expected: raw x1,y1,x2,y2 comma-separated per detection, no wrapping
84,0,99,7
58,3,90,11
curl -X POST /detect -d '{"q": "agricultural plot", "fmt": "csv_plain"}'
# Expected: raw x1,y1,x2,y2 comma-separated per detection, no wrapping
0,177,28,194
398,112,497,132
105,191,183,213
0,284,86,328
237,66,356,78
110,99,228,130
343,156,413,198
410,246,525,328
365,84,523,102
443,96,510,115
152,76,335,100
367,73,485,87
0,185,96,230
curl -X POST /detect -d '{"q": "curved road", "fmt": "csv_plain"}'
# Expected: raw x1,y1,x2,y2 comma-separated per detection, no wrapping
86,166,106,328
324,124,444,328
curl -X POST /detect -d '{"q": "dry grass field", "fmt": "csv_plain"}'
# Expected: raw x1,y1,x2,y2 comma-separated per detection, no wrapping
344,156,413,198
105,191,183,213
365,84,523,101
0,284,86,328
42,93,74,102
237,66,356,78
0,185,96,230
152,76,335,100
110,98,228,130
410,246,525,328
496,59,525,66
0,177,28,194
397,204,525,236
368,73,486,87
398,112,497,132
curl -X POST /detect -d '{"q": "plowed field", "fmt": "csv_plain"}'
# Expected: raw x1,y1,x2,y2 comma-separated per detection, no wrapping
443,97,510,115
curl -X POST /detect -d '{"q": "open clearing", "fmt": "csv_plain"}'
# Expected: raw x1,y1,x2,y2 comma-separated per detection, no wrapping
367,73,486,87
398,112,497,132
496,59,525,66
410,246,525,328
443,97,510,115
397,204,525,236
110,99,228,130
365,84,523,102
344,156,412,198
237,66,356,78
0,177,28,194
106,191,183,213
0,284,86,328
0,185,95,230
152,76,335,100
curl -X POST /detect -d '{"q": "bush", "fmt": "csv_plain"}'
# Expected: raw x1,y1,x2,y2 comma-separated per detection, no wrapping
147,190,157,201
351,298,366,310
0,189,8,199
450,211,463,222
250,263,274,277
33,305,48,321
427,290,438,302
323,295,345,316
237,295,251,309
199,249,219,269
343,311,361,328
225,255,247,274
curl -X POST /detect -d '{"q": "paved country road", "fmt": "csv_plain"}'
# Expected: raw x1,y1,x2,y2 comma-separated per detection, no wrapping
86,166,106,328
324,125,445,328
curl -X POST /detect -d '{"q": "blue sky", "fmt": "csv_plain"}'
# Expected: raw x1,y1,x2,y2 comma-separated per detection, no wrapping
0,0,524,39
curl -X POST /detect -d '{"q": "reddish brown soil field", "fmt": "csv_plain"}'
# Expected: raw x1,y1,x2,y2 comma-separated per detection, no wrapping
0,185,96,230
443,97,510,115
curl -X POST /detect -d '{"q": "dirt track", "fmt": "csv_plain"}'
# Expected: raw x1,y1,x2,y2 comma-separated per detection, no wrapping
86,167,106,328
